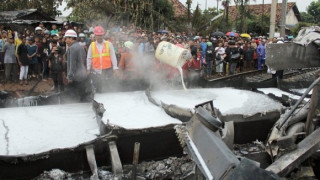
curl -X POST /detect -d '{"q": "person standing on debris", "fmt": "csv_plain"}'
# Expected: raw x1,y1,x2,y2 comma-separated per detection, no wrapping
3,35,18,83
65,29,89,101
257,39,266,70
17,36,29,86
86,26,119,92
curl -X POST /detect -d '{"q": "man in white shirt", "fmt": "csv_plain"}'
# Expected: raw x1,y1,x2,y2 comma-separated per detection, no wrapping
86,26,119,92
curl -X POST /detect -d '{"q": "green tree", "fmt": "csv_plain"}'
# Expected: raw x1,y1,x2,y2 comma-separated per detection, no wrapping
186,0,192,23
307,0,320,24
1,0,62,17
66,0,174,32
191,4,203,32
233,0,255,33
300,12,315,23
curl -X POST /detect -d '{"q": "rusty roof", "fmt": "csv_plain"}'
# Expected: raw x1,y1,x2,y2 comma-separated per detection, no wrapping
169,0,188,17
228,2,301,23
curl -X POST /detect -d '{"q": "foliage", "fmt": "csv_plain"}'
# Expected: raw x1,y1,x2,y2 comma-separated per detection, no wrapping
307,0,320,24
186,0,192,23
66,0,175,31
233,0,255,33
1,0,62,17
246,14,270,36
300,12,315,23
290,22,313,36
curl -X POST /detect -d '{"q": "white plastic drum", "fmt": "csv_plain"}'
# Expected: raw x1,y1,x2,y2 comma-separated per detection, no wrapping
155,41,190,68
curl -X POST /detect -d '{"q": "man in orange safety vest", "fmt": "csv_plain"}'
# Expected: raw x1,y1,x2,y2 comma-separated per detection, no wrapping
86,26,119,92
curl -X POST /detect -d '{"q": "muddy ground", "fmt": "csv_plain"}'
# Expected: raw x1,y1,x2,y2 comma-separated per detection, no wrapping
0,78,55,98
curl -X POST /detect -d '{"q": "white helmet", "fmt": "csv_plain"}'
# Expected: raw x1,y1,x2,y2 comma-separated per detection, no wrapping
124,41,134,49
79,33,85,38
64,29,77,38
35,27,42,31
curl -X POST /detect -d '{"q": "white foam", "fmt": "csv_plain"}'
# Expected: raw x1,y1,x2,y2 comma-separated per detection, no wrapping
0,103,98,155
94,91,182,129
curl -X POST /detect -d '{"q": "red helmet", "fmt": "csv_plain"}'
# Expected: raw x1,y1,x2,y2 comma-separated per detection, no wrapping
94,26,105,35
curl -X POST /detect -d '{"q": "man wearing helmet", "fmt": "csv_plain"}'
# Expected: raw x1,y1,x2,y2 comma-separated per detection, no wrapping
35,27,43,40
118,41,137,79
86,26,118,92
64,29,89,101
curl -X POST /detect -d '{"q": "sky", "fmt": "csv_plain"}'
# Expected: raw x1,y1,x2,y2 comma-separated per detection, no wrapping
59,0,315,17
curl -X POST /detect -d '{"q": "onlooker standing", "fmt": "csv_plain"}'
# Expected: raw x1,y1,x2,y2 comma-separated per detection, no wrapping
38,37,50,81
27,38,38,78
50,24,58,36
0,32,5,69
257,40,266,70
48,46,64,92
205,41,215,78
17,36,29,85
243,42,255,71
3,35,17,83
215,41,226,77
225,40,241,75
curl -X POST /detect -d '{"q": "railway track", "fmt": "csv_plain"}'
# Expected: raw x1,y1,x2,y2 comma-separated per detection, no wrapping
204,68,319,88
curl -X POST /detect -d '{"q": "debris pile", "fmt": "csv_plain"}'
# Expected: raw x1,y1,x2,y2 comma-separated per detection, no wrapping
133,156,194,179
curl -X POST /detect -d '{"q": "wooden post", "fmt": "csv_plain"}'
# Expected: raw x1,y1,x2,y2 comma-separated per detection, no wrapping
108,141,123,177
132,142,140,180
85,145,99,180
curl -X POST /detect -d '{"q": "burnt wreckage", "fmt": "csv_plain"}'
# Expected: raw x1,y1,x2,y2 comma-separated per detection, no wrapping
1,27,320,179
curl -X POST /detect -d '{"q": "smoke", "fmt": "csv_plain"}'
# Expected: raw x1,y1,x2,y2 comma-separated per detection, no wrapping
80,16,187,92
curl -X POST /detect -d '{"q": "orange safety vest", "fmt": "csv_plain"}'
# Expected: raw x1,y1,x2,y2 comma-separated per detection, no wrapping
91,41,112,70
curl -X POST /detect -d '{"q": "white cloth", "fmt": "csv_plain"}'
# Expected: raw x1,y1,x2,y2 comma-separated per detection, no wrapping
86,40,118,74
215,47,225,55
20,65,29,80
215,47,225,73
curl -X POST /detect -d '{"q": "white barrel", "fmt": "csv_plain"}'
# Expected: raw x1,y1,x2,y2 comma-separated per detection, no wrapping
155,41,190,68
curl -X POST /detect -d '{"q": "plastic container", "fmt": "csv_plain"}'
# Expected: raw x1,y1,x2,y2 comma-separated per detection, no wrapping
155,41,190,68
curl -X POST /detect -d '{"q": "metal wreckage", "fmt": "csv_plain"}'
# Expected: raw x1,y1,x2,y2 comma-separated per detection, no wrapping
1,27,320,179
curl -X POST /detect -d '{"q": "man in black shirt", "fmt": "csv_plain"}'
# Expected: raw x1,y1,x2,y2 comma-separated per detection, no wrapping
225,40,241,75
17,36,29,85
243,42,255,71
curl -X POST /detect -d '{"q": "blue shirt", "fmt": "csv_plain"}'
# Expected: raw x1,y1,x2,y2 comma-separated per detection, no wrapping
257,44,266,59
200,42,207,56
27,44,38,64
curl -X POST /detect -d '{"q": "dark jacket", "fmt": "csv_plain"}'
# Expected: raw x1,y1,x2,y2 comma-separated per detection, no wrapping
205,46,215,61
49,53,63,72
66,41,87,81
226,47,240,62
243,46,255,61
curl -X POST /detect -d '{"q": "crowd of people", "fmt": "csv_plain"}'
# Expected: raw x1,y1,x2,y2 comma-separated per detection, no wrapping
0,22,291,95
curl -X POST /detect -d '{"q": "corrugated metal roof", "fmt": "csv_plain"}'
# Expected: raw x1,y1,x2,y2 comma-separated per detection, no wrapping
0,9,38,19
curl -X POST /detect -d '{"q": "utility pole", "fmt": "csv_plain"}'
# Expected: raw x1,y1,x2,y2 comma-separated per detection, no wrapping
261,0,264,35
280,0,288,37
269,0,277,39
205,0,207,10
217,0,219,15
